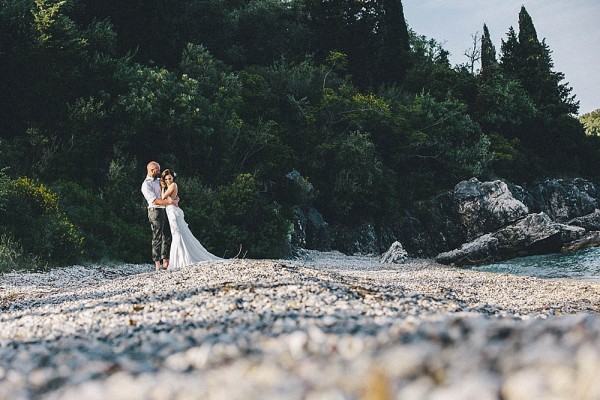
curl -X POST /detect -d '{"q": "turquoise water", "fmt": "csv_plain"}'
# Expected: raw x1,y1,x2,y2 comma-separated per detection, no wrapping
472,247,600,281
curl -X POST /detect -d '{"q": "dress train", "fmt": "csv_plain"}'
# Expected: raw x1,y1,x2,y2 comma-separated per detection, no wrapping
166,205,220,269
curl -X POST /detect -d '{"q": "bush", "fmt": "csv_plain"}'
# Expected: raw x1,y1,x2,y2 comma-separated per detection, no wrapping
0,234,46,273
52,179,148,263
174,173,291,259
326,131,385,221
173,175,224,257
217,173,291,258
0,167,8,213
2,177,84,265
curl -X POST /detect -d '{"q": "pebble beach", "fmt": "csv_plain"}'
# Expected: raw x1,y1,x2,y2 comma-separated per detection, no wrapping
1,251,600,399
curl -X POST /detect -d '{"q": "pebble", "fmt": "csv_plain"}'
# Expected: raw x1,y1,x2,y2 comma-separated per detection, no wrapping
1,252,600,399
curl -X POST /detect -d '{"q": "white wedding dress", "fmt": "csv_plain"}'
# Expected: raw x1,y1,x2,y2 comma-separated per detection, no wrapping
166,205,220,269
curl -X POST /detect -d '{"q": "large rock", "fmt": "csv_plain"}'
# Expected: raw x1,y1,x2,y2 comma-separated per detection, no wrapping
305,208,332,251
567,209,600,231
453,178,529,240
524,178,598,222
434,233,499,266
332,223,378,255
436,213,586,266
401,192,466,257
392,178,529,257
292,207,332,252
292,176,600,262
380,241,408,264
562,231,600,252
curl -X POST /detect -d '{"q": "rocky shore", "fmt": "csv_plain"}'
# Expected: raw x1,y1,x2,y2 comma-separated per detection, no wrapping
1,251,600,399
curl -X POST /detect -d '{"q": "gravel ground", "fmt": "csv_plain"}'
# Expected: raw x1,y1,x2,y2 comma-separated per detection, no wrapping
1,251,599,399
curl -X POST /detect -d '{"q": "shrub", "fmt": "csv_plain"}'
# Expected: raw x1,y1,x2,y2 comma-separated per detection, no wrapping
0,234,46,273
0,167,8,213
170,175,224,257
217,173,291,258
52,179,148,263
3,177,84,265
327,131,385,221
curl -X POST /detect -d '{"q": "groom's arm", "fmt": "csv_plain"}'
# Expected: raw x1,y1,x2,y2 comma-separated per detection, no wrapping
142,181,178,207
152,198,174,206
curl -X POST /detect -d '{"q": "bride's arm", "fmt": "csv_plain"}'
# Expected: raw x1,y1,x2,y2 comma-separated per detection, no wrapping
162,183,178,200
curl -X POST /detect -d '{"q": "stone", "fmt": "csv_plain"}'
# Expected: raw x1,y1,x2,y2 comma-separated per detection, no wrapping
306,208,332,251
525,178,598,222
380,241,408,264
435,234,499,266
568,209,600,231
436,213,586,266
453,178,529,241
562,231,600,252
3,253,600,399
331,223,380,255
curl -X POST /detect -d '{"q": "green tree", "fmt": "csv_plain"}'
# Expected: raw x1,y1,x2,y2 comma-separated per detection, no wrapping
400,94,492,195
580,109,600,136
403,32,459,102
490,6,590,179
480,24,497,78
0,166,8,212
302,0,411,89
499,26,519,79
323,131,386,220
474,72,537,134
2,176,84,264
225,0,312,67
500,6,578,115
217,173,290,258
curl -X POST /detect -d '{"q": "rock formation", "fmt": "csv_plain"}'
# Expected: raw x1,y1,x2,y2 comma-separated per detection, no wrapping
291,175,600,266
435,213,585,266
380,241,408,264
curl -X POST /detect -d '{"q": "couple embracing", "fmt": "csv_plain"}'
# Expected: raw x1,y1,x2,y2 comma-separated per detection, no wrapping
141,161,220,271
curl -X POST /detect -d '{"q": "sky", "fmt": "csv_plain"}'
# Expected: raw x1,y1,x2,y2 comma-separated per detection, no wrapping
402,0,600,115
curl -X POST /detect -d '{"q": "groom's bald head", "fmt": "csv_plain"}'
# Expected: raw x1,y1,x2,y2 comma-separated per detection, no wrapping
147,161,160,178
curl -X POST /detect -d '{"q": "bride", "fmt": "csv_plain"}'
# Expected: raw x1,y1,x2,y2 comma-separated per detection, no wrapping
160,169,221,269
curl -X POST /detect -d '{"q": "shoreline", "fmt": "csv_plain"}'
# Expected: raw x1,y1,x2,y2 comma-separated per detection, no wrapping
1,252,600,399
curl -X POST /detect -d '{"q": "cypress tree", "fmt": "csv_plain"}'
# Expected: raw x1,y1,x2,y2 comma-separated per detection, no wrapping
517,5,539,53
500,6,578,115
480,24,497,78
303,0,411,89
378,0,411,84
495,6,582,177
500,26,519,77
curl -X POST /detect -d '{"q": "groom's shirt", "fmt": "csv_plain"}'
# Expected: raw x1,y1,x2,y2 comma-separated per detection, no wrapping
141,176,165,209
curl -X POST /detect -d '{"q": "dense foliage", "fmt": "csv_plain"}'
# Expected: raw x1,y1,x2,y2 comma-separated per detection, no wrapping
1,1,597,268
580,109,600,137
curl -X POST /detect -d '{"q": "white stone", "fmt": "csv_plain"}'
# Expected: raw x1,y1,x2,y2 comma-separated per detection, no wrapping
380,241,408,264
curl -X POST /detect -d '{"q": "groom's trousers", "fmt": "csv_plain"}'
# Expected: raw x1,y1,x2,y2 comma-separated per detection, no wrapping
148,208,171,261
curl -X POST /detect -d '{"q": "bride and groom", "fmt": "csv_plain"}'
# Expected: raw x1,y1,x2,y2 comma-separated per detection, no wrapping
141,161,220,271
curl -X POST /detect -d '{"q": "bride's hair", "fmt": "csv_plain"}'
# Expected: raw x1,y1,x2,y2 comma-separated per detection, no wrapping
160,169,176,191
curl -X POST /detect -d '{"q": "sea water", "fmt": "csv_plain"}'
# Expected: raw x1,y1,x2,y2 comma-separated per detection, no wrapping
472,246,600,281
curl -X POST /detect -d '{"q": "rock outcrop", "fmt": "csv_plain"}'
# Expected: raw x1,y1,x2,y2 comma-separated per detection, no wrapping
290,175,600,266
433,178,600,266
561,231,600,252
380,241,408,264
453,178,529,240
567,209,600,231
435,213,585,266
524,178,598,222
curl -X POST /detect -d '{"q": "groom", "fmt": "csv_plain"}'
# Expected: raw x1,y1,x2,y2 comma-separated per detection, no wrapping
141,161,178,271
